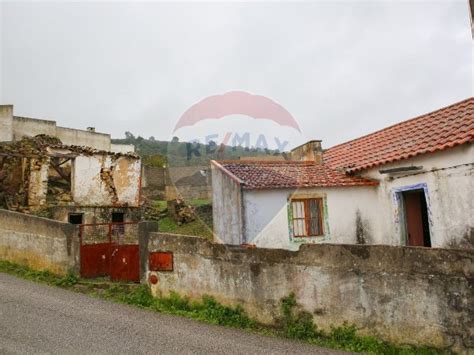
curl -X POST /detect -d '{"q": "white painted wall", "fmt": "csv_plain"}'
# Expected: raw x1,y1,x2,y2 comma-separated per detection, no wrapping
243,186,379,250
361,143,474,248
214,143,473,250
72,154,141,207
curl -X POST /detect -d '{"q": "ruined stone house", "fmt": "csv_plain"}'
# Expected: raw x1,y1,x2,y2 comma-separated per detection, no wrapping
0,104,140,224
212,97,474,250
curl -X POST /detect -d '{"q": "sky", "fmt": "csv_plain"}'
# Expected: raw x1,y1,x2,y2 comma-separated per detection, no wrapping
0,0,472,149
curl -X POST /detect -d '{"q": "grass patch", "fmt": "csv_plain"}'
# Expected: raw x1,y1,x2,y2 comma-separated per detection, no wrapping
158,216,213,239
153,198,214,239
0,260,78,287
0,260,444,354
277,293,443,354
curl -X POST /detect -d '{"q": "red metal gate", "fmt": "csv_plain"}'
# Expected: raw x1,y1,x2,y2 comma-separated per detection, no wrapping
79,222,140,282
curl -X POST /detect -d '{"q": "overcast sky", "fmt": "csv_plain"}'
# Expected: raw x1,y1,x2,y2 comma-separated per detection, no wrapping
1,0,472,149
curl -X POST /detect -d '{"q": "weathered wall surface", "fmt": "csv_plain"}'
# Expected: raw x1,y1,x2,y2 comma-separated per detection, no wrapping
110,143,135,154
243,186,378,250
12,116,110,150
0,105,13,141
27,157,51,209
72,154,141,207
0,209,79,274
149,233,474,352
142,165,212,201
51,206,141,224
211,163,242,245
0,106,132,153
56,126,110,151
213,144,473,250
361,143,474,248
12,116,56,140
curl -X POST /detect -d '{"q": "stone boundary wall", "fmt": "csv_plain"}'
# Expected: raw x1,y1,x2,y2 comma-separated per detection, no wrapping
142,166,212,200
0,209,79,275
148,233,473,352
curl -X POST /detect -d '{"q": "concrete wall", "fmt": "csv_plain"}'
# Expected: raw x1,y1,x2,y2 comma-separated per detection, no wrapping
242,186,378,250
12,116,110,150
0,105,13,141
360,143,474,248
56,126,110,151
211,163,243,245
148,233,473,352
72,154,141,207
12,116,57,140
0,105,132,152
0,209,79,275
111,143,135,154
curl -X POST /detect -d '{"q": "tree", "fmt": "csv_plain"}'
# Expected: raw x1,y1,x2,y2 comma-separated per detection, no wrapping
124,131,135,140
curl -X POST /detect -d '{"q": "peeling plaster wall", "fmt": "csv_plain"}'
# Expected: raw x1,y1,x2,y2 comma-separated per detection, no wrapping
72,154,141,207
360,143,474,248
0,209,79,275
211,164,243,245
242,186,378,250
149,234,474,352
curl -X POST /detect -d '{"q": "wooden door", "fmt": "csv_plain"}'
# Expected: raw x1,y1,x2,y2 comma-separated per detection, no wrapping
403,191,425,246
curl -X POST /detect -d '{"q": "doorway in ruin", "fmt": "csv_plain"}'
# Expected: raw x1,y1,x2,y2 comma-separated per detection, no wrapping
401,189,431,247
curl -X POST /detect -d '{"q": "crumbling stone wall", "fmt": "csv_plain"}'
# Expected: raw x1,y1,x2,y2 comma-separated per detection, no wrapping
0,135,62,213
148,233,473,352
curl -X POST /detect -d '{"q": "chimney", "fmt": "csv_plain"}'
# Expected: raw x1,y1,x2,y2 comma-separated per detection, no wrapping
86,127,96,132
290,140,323,164
0,105,13,142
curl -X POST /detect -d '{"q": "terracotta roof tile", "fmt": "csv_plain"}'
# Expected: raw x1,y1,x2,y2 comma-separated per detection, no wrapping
324,98,474,172
214,160,378,190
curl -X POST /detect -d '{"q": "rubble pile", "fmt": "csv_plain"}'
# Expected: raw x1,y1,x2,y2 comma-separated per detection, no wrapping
142,198,167,221
167,199,196,224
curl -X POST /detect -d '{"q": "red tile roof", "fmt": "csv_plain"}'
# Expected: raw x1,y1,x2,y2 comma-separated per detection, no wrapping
324,97,474,172
213,160,378,190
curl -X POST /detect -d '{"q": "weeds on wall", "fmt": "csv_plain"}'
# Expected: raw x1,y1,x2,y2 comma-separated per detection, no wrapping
0,261,444,354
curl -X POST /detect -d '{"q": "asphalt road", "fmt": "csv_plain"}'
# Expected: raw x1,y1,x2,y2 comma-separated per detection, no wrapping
0,273,341,354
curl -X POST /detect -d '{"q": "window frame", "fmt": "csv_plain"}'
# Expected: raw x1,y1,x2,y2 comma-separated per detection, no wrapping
290,198,324,237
